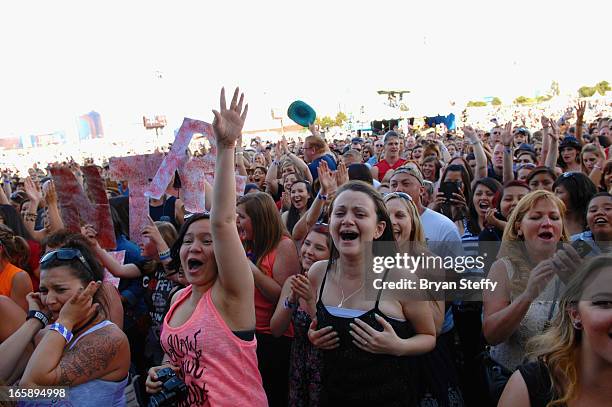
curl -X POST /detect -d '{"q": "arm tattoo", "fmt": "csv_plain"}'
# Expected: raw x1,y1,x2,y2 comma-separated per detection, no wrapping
56,328,123,386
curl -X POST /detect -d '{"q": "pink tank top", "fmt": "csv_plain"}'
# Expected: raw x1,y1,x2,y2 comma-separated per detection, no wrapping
160,285,267,407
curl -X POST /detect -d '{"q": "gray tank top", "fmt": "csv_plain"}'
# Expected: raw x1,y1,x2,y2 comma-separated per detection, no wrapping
20,320,127,407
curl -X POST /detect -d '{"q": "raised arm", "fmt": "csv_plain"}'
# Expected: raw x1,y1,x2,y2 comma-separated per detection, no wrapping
210,87,255,308
575,101,586,145
43,181,64,234
22,177,46,242
463,127,487,181
501,122,515,183
83,225,142,279
292,161,336,241
544,119,560,170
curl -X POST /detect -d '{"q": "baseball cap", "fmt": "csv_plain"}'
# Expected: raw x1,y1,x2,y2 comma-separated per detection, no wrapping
559,136,582,151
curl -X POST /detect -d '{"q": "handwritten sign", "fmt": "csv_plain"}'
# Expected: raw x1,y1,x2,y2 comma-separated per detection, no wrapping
109,154,164,246
50,166,116,249
146,118,213,200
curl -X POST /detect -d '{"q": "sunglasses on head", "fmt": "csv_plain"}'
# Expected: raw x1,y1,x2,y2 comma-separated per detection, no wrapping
40,248,93,276
384,191,413,201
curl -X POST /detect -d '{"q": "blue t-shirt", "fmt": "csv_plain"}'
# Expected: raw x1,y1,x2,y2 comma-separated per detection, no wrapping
308,154,337,181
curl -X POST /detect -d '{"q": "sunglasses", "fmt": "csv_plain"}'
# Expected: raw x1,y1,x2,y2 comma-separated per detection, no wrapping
40,248,93,276
311,221,329,234
384,191,413,201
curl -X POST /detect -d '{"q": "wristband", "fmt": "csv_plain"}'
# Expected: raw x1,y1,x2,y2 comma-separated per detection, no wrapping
158,248,171,261
49,323,73,344
318,193,327,201
504,146,512,154
27,310,49,328
467,140,481,146
284,297,298,310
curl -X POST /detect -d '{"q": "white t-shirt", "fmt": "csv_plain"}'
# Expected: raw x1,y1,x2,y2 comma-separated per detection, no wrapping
420,208,464,258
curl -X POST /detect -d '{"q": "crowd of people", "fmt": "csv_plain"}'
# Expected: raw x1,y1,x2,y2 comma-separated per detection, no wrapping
0,87,611,407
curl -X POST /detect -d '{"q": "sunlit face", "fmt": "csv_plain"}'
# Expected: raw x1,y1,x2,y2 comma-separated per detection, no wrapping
500,186,529,218
587,196,612,240
582,152,599,173
290,181,309,211
253,154,266,167
20,200,31,219
300,230,330,272
492,144,504,168
252,168,266,187
385,198,413,243
236,204,253,241
390,173,423,204
39,266,86,321
490,128,502,145
412,146,423,160
516,153,535,165
179,218,215,285
561,147,578,164
283,173,298,193
517,198,563,251
422,162,436,180
362,149,372,161
514,131,527,145
473,184,495,217
330,190,385,257
573,267,612,365
447,144,457,157
529,173,555,192
405,136,416,149
374,141,384,153
302,143,316,162
385,137,400,157
554,184,572,211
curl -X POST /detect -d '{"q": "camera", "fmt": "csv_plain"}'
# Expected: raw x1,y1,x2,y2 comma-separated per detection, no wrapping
148,367,187,407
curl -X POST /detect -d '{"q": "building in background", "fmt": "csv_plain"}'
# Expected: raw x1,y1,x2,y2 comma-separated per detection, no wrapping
77,111,104,140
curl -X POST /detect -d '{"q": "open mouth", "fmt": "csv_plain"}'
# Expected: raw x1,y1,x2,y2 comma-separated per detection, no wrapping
340,231,359,241
187,258,204,271
538,231,554,240
479,202,490,210
594,217,609,225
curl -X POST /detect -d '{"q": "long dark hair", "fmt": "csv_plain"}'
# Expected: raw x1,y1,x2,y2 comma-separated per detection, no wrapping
40,236,109,317
468,177,502,234
286,179,314,235
552,172,597,230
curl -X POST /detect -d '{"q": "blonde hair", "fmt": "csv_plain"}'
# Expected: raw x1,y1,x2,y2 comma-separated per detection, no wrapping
580,144,605,174
383,193,425,243
527,255,612,407
498,190,569,297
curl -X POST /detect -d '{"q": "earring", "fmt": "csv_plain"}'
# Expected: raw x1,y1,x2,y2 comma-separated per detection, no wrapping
573,320,582,330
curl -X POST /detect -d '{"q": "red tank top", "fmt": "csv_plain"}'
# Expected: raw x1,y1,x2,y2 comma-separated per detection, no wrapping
160,286,267,407
374,158,407,181
254,236,294,336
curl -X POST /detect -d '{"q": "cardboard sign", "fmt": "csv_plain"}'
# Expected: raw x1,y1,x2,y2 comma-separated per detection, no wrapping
50,166,116,249
145,118,213,200
104,250,125,288
109,154,164,246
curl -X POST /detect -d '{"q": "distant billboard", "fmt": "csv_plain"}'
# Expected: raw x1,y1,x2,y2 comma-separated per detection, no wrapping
78,111,104,140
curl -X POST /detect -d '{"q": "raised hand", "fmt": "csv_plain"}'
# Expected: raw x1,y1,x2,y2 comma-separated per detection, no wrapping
575,101,587,122
462,126,478,143
142,216,168,252
24,176,43,203
212,87,248,149
501,122,514,146
335,161,349,187
81,224,100,248
43,180,57,206
57,280,101,330
317,160,337,195
540,115,550,129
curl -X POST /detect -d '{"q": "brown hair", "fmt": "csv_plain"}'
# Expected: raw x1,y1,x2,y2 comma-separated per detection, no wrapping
141,221,178,275
0,224,30,270
237,192,289,266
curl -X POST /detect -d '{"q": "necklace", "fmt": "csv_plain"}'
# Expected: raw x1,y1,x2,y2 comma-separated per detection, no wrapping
335,261,364,308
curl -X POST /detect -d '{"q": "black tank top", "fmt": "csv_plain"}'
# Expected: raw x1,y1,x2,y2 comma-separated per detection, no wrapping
315,259,419,407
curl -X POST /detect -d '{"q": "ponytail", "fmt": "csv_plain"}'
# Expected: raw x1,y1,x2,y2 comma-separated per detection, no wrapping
0,224,30,270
